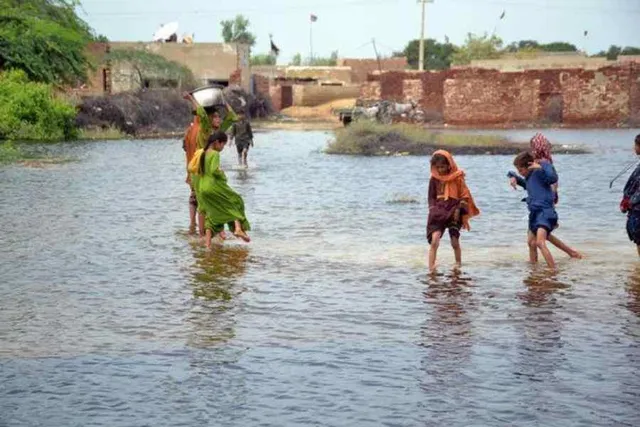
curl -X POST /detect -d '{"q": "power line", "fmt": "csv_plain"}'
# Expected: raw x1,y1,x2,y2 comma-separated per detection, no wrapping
79,0,640,19
80,0,403,18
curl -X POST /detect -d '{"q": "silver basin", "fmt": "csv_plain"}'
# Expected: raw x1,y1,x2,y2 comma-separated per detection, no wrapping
191,85,226,107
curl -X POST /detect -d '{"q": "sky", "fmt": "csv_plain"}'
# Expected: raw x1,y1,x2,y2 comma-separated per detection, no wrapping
78,0,640,64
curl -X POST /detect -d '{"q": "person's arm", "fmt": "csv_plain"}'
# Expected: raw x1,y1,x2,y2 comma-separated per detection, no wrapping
535,161,558,185
427,179,437,208
507,171,527,189
247,121,254,144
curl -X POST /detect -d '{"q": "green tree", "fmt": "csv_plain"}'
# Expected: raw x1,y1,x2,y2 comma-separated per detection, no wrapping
220,15,256,47
397,38,456,70
290,53,302,66
309,50,338,66
250,53,276,66
540,41,577,52
0,0,95,85
622,46,640,56
450,33,503,65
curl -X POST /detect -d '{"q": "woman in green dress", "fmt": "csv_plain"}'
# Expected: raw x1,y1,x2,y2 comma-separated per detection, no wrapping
196,130,251,248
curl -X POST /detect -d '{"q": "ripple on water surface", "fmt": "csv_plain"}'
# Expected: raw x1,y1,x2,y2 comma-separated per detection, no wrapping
1,129,640,426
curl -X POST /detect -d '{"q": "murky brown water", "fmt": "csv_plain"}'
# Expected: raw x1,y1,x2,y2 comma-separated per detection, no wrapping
1,129,640,426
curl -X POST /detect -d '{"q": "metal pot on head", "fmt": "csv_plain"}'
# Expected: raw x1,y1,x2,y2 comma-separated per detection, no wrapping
190,85,226,108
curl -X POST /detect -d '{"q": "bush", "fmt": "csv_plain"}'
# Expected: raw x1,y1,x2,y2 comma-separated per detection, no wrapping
0,70,78,141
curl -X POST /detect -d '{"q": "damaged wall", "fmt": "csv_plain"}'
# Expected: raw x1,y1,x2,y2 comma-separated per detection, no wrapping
361,63,640,127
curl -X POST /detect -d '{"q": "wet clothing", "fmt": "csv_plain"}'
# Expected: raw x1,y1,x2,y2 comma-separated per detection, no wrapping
427,179,464,243
189,105,237,214
622,163,640,244
530,132,559,204
508,160,559,235
426,150,479,243
196,150,251,233
231,119,254,154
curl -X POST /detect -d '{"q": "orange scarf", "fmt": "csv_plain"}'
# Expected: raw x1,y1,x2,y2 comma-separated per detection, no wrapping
430,149,480,230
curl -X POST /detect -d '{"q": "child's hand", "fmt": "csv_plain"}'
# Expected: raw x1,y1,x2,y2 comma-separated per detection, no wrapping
182,92,192,100
621,197,631,213
509,177,517,189
528,162,542,170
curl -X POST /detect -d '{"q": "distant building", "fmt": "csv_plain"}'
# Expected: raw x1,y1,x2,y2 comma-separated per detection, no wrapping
79,41,250,95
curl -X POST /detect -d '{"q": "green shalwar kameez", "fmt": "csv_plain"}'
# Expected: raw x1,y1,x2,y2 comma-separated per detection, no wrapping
198,151,251,233
190,105,248,233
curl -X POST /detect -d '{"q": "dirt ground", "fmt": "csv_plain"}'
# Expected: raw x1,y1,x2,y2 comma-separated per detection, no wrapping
280,98,356,121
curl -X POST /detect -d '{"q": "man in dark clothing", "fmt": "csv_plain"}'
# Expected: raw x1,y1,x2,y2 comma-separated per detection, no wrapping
230,111,254,168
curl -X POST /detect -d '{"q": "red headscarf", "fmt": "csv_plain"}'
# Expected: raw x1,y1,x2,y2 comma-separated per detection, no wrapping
530,133,553,163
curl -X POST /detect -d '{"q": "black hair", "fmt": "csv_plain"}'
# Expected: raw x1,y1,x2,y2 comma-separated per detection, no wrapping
430,153,449,167
514,151,534,168
635,134,640,145
200,131,229,174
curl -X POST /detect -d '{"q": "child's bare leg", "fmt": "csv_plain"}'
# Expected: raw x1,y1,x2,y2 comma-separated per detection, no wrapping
189,204,197,234
205,228,212,249
428,231,442,272
198,212,206,237
547,234,583,259
233,220,251,242
451,235,462,268
536,228,556,269
242,148,249,167
528,231,538,264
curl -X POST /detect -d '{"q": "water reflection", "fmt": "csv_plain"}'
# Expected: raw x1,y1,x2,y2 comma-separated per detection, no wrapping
419,270,475,389
185,243,250,349
626,265,640,318
514,269,569,383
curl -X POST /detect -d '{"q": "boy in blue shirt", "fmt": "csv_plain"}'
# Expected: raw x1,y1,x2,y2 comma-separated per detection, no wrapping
508,151,561,269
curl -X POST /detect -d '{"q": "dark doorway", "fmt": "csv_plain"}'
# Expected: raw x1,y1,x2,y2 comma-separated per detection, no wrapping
281,85,293,109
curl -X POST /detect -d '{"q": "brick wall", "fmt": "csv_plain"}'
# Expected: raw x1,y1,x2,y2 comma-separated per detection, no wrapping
361,64,638,126
560,65,634,126
629,64,640,126
444,73,540,125
337,57,407,83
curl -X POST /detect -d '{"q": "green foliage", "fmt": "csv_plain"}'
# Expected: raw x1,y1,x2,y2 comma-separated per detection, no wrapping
250,53,276,66
289,53,302,66
451,33,503,65
397,38,456,70
327,121,509,156
0,70,78,141
220,15,256,46
0,0,94,85
594,45,640,60
107,49,197,89
541,42,578,52
308,51,338,66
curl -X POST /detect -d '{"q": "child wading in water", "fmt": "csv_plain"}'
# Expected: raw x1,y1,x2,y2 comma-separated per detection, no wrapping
620,134,640,256
427,150,480,271
509,152,563,269
508,133,582,259
183,92,238,241
194,131,251,249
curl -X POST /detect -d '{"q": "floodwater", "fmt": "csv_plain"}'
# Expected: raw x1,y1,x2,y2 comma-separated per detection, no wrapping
1,128,640,426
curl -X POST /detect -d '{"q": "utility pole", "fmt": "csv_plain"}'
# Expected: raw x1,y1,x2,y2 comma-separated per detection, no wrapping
418,0,433,71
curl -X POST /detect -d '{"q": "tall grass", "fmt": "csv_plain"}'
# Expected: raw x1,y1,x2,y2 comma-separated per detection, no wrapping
326,121,511,156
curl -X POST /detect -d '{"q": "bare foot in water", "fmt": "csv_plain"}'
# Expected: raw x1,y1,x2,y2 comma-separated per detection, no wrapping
233,229,251,242
569,250,584,259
